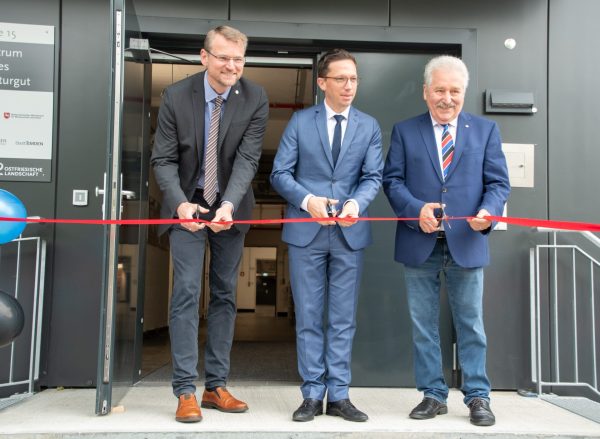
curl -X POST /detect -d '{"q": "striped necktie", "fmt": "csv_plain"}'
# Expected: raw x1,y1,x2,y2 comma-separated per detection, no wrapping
441,124,455,179
204,95,223,205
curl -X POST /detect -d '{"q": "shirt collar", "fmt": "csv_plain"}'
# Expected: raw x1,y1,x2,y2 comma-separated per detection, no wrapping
429,112,458,129
204,73,231,103
324,101,351,120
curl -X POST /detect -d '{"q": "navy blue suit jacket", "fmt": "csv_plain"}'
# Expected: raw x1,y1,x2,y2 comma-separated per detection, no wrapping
271,103,383,250
383,111,510,268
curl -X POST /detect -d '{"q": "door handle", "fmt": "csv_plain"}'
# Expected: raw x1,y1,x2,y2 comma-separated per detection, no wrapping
95,173,107,218
121,190,136,200
95,174,136,218
97,187,136,200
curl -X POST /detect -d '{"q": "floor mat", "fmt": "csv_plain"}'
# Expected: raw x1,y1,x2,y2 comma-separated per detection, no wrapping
541,394,600,424
139,341,300,384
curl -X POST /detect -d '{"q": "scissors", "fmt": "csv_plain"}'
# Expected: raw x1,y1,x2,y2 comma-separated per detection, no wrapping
326,200,337,217
435,204,451,229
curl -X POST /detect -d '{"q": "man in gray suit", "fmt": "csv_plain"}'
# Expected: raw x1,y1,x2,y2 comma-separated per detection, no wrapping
151,25,268,423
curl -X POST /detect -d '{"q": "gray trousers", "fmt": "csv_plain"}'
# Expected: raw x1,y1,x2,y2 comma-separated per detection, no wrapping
168,223,244,397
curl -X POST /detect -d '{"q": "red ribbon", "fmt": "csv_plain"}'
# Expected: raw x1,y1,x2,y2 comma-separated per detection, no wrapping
486,215,600,232
0,215,599,232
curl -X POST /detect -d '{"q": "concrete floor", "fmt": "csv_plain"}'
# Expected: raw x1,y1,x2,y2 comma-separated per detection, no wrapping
1,385,599,438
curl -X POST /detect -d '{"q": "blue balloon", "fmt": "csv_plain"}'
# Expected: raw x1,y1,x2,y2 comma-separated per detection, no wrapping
0,189,27,244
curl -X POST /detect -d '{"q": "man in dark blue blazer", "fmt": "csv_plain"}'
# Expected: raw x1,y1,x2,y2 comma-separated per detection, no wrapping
383,55,510,427
271,49,383,422
151,26,268,422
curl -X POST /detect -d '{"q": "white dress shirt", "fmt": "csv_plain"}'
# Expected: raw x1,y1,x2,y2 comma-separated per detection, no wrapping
300,102,359,214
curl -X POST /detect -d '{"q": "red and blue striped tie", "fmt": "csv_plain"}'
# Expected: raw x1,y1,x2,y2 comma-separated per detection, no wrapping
441,124,454,179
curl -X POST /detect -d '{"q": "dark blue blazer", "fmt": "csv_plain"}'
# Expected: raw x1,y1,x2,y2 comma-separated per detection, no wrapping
383,111,510,268
271,103,383,251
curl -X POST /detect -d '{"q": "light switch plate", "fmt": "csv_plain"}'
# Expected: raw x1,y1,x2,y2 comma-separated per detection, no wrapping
73,189,88,206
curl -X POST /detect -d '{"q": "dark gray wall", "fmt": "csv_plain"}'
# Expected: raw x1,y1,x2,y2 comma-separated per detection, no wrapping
549,0,599,222
1,0,60,390
548,0,600,395
133,0,227,20
5,0,597,391
230,0,389,26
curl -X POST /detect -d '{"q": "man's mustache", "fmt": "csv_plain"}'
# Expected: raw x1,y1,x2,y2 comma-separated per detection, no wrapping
436,102,456,109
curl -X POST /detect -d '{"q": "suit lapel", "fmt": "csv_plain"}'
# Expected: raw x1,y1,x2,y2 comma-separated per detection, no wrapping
192,72,206,165
218,81,242,152
336,106,358,167
315,104,334,169
445,112,470,180
418,113,443,183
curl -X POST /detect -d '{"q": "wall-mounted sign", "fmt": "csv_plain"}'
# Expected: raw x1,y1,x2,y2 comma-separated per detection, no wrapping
0,22,55,182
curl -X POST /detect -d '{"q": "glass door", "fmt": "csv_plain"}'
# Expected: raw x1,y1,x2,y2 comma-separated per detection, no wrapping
95,0,150,415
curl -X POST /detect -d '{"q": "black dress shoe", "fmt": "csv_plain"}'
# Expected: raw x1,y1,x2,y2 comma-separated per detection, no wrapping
468,398,495,426
292,398,323,422
409,397,448,419
326,399,368,422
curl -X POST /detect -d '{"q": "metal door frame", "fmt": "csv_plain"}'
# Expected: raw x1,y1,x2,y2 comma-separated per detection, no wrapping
95,0,125,415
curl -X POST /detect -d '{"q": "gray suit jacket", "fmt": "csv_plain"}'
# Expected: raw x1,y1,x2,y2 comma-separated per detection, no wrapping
151,71,269,234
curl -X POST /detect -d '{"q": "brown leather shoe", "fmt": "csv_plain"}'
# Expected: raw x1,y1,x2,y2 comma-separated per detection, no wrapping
175,393,202,423
201,387,248,413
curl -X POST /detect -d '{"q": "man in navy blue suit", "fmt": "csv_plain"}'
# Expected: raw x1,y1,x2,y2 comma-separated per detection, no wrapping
271,49,383,422
383,55,510,427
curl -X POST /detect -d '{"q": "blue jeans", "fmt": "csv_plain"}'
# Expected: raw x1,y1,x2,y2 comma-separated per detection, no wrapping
404,238,490,405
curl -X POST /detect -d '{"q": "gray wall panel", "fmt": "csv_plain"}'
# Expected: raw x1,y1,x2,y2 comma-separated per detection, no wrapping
132,0,227,20
0,0,60,391
548,0,599,221
548,0,600,394
231,0,389,26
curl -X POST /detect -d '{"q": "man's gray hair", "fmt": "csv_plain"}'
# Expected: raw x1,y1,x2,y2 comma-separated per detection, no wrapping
424,55,469,89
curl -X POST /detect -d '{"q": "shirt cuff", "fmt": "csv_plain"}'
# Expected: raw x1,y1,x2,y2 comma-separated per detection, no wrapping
344,199,360,214
301,194,314,212
220,200,234,214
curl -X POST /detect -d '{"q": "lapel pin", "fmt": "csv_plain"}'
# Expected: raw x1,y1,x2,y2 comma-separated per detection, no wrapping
465,124,469,128
235,90,239,95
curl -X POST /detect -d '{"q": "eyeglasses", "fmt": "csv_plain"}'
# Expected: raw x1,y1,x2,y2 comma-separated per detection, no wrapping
205,49,245,66
322,76,359,85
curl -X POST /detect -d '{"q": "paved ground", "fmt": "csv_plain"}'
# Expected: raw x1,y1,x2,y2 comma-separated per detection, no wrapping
1,385,599,438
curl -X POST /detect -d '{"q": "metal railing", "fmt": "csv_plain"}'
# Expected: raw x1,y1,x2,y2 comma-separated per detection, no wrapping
531,227,599,398
0,236,46,409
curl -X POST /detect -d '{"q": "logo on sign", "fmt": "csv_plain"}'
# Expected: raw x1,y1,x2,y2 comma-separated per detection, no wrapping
3,112,9,119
